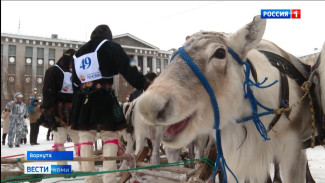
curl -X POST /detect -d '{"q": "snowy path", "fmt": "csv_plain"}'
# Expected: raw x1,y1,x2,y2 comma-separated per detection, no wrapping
1,120,325,182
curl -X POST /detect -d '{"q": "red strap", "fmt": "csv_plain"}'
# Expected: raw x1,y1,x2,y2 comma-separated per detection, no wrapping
52,143,64,151
104,139,119,148
76,142,93,157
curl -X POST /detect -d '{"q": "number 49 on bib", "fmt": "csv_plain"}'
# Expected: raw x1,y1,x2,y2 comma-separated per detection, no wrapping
80,57,91,70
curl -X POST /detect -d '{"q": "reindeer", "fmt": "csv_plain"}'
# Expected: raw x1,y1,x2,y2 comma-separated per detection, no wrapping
136,15,320,183
119,98,213,172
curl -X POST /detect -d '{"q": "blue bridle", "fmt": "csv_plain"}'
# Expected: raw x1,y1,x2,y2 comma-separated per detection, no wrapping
170,46,278,182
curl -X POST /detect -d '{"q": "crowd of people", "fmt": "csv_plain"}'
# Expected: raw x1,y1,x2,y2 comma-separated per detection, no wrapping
1,95,55,147
0,24,155,183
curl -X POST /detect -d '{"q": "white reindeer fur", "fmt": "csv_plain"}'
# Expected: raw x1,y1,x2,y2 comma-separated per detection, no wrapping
319,42,325,112
137,16,311,183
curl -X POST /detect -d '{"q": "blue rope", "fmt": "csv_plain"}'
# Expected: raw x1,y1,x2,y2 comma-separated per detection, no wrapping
227,47,278,141
170,50,179,62
178,47,238,183
237,111,274,123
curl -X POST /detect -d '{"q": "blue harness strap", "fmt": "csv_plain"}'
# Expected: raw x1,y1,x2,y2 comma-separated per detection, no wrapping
176,47,238,183
227,47,278,141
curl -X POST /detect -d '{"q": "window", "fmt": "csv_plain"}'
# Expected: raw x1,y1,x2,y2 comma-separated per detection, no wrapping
156,59,161,73
37,47,44,76
25,47,33,75
147,57,152,72
9,45,16,56
25,65,32,75
37,66,43,76
49,49,56,66
163,59,168,69
49,49,55,60
8,45,16,74
25,46,33,57
156,59,161,67
8,64,16,74
37,47,44,58
138,56,143,72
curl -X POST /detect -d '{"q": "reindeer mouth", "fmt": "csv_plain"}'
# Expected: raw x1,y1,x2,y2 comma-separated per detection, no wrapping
162,113,194,141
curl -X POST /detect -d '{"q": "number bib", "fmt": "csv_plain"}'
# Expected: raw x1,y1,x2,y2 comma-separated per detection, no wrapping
55,64,73,94
74,40,107,83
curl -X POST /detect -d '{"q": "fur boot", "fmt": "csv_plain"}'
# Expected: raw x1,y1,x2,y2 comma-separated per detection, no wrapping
53,127,67,165
101,131,119,183
79,131,98,183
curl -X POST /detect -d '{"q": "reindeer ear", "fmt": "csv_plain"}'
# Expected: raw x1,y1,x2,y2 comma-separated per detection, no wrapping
228,15,266,58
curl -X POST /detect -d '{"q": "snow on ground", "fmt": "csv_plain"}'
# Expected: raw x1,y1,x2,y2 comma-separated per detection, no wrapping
307,146,325,183
1,119,325,182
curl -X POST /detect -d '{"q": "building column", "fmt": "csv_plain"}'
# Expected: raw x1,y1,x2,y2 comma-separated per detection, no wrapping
152,57,157,73
32,46,37,90
143,56,148,75
44,48,49,73
2,44,9,98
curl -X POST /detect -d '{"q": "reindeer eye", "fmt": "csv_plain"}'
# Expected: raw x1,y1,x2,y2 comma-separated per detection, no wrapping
214,48,226,59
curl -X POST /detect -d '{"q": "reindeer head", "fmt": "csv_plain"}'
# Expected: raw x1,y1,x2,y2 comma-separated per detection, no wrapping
136,16,267,148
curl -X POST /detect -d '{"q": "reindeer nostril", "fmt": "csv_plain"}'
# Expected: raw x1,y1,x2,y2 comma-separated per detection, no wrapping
157,109,166,121
156,99,172,121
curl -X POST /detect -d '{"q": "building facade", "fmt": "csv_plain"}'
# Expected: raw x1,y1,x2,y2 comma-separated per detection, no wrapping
1,33,172,109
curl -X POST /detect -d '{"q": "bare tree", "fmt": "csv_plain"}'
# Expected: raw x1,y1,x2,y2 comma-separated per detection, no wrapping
1,66,35,110
1,73,16,109
18,71,34,105
117,74,135,103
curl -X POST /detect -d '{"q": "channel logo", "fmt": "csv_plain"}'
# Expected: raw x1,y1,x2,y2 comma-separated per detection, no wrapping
24,165,72,174
261,9,301,19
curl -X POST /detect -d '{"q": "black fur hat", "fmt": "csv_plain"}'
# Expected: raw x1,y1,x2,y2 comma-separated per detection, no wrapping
91,24,113,41
145,72,157,81
63,49,76,58
57,49,76,70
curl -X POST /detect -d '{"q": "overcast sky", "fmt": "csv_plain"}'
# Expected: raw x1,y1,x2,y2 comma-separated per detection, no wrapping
1,1,325,57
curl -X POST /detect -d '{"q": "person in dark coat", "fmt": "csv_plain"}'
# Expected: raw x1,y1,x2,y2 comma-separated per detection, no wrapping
28,98,41,145
41,49,80,166
71,24,146,183
128,72,157,102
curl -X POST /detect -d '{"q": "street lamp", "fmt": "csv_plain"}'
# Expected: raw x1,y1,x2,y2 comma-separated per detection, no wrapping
33,88,37,98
